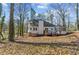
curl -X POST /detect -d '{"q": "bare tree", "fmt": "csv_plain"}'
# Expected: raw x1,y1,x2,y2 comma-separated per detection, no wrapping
15,4,28,36
0,3,2,17
47,10,54,24
76,3,79,30
0,3,5,40
56,4,69,31
9,3,15,41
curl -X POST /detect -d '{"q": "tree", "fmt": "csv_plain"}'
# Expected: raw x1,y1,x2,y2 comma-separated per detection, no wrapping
47,10,54,24
15,4,28,36
56,4,69,31
0,4,2,17
0,3,5,40
15,19,20,37
67,14,70,31
9,3,15,41
0,16,5,33
76,3,79,30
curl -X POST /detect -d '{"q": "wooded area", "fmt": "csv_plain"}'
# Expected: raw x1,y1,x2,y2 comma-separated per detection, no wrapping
0,3,79,41
0,3,79,55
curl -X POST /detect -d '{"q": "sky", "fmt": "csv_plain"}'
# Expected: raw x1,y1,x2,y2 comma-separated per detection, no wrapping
2,3,77,23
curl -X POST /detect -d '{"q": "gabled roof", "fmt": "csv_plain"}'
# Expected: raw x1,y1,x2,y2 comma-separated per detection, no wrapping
44,21,55,27
29,19,55,27
30,7,36,15
29,19,39,26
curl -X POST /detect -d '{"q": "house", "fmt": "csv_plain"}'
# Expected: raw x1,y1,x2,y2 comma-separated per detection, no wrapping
28,19,67,36
27,8,67,36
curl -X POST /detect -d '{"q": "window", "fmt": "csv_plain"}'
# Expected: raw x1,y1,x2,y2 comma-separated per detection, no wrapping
30,28,32,30
51,28,53,30
45,28,48,30
30,23,32,25
33,28,37,31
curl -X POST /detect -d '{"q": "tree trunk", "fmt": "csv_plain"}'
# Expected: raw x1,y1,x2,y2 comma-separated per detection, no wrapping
68,17,70,31
17,19,20,36
62,15,66,31
19,14,22,36
0,4,5,40
0,3,2,17
76,3,79,30
9,3,15,41
21,15,24,36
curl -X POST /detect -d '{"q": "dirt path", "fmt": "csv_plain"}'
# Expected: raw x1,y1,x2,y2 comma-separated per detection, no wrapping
73,32,79,37
71,32,79,43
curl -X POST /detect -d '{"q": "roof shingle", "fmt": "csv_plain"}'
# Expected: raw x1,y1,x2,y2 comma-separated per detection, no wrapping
29,19,55,27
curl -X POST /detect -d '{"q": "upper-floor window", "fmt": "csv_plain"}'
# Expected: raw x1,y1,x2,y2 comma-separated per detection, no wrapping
33,28,37,31
30,28,32,30
45,28,48,31
51,28,53,30
30,23,32,25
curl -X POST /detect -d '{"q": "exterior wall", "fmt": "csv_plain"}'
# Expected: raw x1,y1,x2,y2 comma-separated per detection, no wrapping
30,26,38,34
28,21,67,35
55,26,61,34
28,21,56,35
44,27,56,34
28,21,44,35
55,26,67,34
38,21,44,35
28,23,38,34
28,22,31,33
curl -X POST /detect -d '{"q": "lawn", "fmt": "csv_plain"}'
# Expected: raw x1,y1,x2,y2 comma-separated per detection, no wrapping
0,32,79,55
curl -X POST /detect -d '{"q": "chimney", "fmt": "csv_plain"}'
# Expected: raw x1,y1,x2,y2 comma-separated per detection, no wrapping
38,20,44,35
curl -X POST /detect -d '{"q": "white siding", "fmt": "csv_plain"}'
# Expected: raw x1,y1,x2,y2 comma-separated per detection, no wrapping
28,21,67,35
31,27,38,34
28,22,38,34
28,22,31,32
44,27,55,34
38,21,44,35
